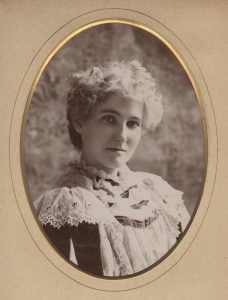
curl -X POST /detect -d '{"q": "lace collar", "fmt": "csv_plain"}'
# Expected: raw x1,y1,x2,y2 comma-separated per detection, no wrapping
69,159,138,188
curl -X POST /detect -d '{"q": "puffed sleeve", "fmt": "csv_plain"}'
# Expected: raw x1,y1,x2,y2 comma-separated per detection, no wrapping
157,176,190,231
141,173,191,232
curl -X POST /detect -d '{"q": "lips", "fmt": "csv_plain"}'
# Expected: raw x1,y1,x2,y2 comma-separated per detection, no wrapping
106,147,126,152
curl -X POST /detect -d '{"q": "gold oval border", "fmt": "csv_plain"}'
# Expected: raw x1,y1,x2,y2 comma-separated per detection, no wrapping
9,8,217,292
21,18,208,279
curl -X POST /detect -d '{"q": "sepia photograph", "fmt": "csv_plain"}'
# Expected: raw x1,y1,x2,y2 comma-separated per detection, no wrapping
23,22,206,277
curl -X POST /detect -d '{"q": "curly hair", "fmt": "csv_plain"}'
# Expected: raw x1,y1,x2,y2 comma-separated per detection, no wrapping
67,60,163,149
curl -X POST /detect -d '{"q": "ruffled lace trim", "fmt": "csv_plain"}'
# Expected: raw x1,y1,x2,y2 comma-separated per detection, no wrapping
34,186,121,229
104,222,133,276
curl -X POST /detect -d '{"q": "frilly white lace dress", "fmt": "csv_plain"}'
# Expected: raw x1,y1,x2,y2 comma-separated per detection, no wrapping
34,161,190,277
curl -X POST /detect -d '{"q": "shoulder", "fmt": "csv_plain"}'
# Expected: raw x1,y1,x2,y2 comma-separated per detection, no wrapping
134,171,190,230
135,171,182,196
56,166,93,190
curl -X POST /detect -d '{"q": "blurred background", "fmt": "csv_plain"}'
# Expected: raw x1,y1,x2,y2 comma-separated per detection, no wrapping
24,23,205,215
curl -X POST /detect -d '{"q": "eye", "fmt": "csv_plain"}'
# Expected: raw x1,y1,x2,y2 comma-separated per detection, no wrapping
102,115,116,124
127,120,141,129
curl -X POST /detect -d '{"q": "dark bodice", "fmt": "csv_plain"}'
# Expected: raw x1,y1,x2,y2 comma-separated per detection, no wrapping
43,222,103,275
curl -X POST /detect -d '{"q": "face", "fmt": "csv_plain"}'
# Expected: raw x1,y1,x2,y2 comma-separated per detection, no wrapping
75,93,143,173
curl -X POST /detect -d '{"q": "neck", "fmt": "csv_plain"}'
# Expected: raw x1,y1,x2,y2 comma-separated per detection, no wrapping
80,154,120,176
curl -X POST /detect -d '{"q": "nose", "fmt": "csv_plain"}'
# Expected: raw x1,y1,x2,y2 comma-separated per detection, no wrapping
114,122,128,143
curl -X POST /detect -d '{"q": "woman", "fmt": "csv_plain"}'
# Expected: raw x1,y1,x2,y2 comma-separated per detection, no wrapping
34,60,190,277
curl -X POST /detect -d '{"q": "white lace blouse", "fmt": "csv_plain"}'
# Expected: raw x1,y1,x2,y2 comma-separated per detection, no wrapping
34,161,190,276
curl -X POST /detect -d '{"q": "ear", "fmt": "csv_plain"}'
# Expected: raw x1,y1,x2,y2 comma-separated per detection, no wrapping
73,119,83,134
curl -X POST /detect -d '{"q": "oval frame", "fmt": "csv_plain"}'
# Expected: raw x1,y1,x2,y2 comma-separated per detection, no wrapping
10,8,217,292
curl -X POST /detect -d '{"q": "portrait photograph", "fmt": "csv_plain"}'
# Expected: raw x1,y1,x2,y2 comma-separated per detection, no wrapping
23,22,206,278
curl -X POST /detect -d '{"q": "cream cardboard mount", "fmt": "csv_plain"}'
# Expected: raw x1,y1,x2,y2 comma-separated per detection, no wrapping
1,2,227,300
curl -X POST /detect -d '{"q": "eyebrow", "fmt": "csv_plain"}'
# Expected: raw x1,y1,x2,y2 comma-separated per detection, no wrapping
99,109,142,121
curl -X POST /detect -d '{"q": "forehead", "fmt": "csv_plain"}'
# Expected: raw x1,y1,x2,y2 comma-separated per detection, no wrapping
96,93,143,119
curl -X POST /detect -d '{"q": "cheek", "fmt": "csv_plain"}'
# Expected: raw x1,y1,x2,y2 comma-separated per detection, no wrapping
81,129,97,148
130,131,141,147
83,127,109,148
